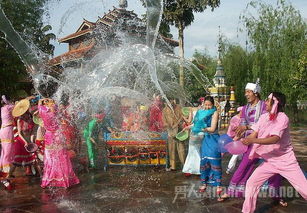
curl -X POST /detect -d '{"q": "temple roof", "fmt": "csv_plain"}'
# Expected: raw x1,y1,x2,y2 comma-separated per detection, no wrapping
59,28,92,43
48,43,95,66
51,6,178,67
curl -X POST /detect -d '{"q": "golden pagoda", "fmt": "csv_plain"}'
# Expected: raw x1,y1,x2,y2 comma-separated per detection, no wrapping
208,28,229,102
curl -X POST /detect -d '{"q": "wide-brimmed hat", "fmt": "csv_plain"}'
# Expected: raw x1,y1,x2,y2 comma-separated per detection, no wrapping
139,105,148,111
12,99,30,117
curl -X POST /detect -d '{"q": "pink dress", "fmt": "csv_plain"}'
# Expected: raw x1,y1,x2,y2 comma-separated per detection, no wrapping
0,104,15,173
13,118,36,166
39,105,79,188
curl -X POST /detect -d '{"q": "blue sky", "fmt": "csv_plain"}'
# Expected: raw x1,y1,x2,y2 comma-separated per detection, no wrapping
46,0,307,59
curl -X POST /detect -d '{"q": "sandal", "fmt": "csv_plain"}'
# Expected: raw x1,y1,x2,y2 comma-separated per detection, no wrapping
279,199,288,207
198,184,207,193
184,173,192,177
217,193,229,202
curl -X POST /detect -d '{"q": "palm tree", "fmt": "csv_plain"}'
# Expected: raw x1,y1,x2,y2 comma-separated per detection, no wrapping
39,24,56,57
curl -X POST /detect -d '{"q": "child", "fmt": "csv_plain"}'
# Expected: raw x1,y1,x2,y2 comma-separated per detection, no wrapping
242,92,307,213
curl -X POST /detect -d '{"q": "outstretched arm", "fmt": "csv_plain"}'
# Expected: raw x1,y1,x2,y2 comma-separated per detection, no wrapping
242,133,279,145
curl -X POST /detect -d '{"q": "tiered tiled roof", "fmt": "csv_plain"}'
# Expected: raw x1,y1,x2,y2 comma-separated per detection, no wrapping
49,43,95,66
59,28,92,43
50,7,178,67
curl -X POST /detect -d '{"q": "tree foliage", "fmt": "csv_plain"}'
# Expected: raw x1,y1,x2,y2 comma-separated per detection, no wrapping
241,0,307,106
187,0,306,110
0,0,56,96
163,0,220,86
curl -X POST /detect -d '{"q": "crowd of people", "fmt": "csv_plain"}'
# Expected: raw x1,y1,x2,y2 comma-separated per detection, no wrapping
0,79,307,213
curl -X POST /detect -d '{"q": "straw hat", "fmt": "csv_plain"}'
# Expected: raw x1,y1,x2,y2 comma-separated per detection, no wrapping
12,99,30,117
139,105,148,111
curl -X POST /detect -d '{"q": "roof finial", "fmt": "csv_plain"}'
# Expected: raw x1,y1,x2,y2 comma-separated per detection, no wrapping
119,0,128,9
218,26,222,61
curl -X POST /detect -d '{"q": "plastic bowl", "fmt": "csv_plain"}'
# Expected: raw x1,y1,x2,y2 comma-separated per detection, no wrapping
25,143,38,153
182,107,190,116
176,130,189,141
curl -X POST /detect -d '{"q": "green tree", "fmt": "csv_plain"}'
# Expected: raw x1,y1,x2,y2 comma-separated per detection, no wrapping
163,0,220,87
185,49,216,101
220,42,253,104
241,0,307,113
0,0,55,96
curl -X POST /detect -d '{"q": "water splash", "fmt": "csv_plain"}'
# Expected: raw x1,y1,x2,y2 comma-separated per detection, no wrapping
0,3,41,72
0,0,213,135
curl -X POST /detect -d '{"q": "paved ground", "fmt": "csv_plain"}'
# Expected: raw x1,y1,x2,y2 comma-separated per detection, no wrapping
0,126,306,213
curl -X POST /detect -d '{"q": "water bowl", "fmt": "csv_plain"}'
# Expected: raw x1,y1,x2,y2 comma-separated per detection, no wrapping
176,130,189,141
182,107,190,117
25,143,38,153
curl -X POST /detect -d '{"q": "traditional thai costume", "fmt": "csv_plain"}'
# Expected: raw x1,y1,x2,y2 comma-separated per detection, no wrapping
228,82,282,198
200,108,221,186
83,118,102,168
0,103,15,173
39,105,79,188
13,117,36,167
182,109,211,175
149,99,163,132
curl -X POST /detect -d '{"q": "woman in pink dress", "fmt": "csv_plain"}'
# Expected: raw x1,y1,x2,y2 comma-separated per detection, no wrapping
11,112,36,175
38,98,79,188
0,95,15,175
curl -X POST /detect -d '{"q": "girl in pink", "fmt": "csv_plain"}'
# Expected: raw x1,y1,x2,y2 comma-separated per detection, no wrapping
38,98,79,188
0,95,15,175
11,111,36,174
242,92,307,213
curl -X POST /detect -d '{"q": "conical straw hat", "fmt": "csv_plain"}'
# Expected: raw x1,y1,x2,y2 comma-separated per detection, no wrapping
12,99,30,117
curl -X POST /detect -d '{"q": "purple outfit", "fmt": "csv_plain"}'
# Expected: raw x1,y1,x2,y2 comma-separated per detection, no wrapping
227,100,282,198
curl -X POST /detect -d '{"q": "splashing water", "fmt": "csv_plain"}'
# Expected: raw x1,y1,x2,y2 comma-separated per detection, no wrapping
0,2,217,212
0,0,213,138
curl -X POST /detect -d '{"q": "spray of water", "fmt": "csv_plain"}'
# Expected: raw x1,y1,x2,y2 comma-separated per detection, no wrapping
0,0,214,149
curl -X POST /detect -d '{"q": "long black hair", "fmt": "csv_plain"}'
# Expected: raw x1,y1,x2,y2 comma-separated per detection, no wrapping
271,92,286,113
204,96,214,106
